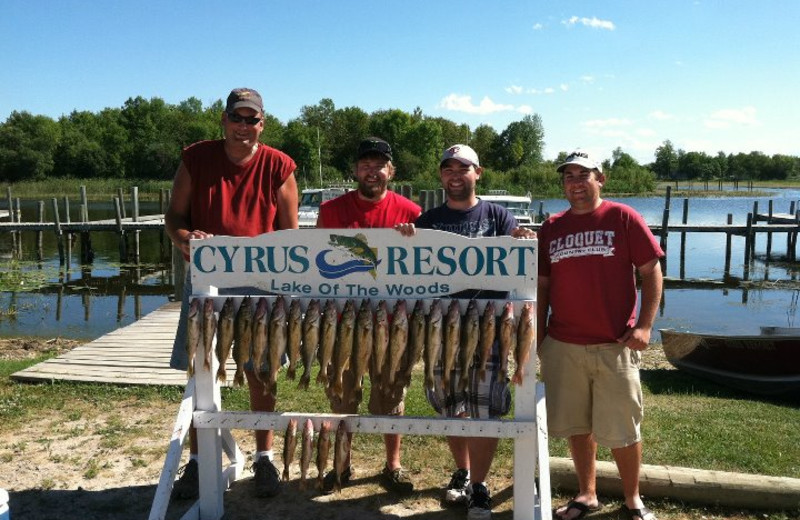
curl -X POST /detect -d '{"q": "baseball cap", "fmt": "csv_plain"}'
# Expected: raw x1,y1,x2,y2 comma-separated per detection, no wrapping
557,150,603,174
225,88,264,114
440,144,480,168
357,137,393,161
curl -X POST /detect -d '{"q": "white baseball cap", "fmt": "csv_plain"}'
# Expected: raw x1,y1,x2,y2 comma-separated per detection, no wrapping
440,144,480,168
557,150,603,174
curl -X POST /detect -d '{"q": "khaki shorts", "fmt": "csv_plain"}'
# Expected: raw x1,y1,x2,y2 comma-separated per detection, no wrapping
539,336,643,449
325,366,405,416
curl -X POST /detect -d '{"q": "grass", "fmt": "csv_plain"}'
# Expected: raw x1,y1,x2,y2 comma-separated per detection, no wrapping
3,178,172,201
1,354,799,518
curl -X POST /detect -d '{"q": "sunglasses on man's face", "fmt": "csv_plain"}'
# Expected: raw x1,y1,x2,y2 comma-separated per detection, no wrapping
227,112,261,125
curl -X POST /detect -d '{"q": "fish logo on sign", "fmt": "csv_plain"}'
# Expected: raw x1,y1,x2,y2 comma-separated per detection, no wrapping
315,233,382,279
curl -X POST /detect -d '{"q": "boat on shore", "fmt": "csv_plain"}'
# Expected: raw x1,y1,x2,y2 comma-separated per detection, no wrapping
659,328,800,396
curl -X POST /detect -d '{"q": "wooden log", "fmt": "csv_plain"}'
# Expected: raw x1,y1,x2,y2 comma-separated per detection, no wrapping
63,196,72,268
14,197,21,259
744,213,753,281
766,199,774,260
114,196,127,262
680,198,688,280
724,214,733,276
36,200,44,261
660,186,671,273
51,198,65,265
132,186,140,264
79,186,93,264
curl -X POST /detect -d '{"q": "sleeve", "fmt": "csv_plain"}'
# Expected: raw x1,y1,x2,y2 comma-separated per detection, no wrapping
537,222,551,277
626,208,664,267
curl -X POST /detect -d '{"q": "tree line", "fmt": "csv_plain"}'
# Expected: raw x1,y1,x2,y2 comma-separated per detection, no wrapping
0,95,795,196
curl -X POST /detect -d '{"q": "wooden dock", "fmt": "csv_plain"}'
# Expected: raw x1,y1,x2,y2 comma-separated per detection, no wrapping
10,301,234,386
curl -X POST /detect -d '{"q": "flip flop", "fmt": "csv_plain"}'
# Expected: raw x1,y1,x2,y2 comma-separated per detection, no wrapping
621,504,657,520
555,498,604,520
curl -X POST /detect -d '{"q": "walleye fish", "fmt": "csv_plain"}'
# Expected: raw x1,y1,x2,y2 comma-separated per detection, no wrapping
268,295,288,395
372,300,390,385
185,298,202,378
299,418,315,491
250,297,269,384
282,418,297,482
498,301,516,381
286,298,303,380
201,298,217,372
441,300,461,391
215,297,236,383
332,299,356,398
478,300,496,382
232,296,253,387
386,299,409,386
402,299,426,388
299,299,321,390
513,302,535,385
316,420,332,490
424,299,443,390
458,299,480,392
316,300,338,386
328,233,380,279
333,420,349,493
351,299,373,392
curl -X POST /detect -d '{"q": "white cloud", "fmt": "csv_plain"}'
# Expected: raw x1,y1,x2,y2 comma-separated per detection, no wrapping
533,22,543,30
517,105,533,115
505,85,523,95
580,75,595,84
543,87,555,94
563,16,616,30
560,84,569,92
437,94,516,115
704,106,760,129
649,110,675,121
636,128,657,137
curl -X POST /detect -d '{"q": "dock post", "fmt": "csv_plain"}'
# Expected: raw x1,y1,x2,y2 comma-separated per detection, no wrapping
132,186,141,264
659,187,671,273
6,187,16,257
159,189,166,260
680,198,689,280
13,198,21,260
788,201,797,261
114,196,128,262
724,214,733,276
51,198,65,265
63,196,72,268
79,185,93,264
36,201,44,262
751,201,759,259
436,188,445,208
744,213,753,281
766,200,774,260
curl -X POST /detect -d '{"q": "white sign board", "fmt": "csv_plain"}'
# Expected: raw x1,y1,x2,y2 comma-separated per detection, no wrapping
190,228,537,300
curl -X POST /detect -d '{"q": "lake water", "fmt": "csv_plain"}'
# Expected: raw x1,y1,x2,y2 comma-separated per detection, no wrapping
2,190,800,341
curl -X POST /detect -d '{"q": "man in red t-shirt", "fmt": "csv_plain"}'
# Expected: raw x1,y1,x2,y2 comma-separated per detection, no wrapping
537,150,663,520
317,137,421,495
166,88,298,501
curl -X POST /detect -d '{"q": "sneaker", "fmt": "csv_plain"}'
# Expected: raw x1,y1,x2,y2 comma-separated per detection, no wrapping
467,482,492,520
171,459,199,500
321,465,353,495
252,457,282,497
379,466,414,494
445,468,471,504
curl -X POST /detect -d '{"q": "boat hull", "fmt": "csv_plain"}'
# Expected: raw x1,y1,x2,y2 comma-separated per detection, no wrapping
659,329,800,396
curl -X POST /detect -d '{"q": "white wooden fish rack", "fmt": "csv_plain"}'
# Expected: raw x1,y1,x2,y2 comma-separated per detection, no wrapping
149,229,551,520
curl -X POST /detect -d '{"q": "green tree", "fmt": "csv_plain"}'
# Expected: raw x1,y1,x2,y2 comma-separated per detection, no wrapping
328,106,370,175
493,114,545,170
471,124,499,169
0,111,61,181
653,140,678,180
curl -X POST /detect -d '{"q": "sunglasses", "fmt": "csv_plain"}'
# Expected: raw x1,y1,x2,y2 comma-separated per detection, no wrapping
227,112,261,125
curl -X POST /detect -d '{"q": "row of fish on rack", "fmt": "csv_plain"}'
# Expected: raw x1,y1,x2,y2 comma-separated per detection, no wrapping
282,418,349,492
185,295,535,400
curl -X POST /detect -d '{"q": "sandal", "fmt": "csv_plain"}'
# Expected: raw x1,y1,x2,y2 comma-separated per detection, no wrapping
621,504,657,520
555,498,604,520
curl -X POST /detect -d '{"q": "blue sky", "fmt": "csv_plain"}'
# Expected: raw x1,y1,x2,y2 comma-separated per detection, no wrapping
1,1,797,165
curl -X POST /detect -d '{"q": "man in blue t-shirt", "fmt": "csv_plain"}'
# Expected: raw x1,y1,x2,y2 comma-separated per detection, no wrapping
398,144,534,520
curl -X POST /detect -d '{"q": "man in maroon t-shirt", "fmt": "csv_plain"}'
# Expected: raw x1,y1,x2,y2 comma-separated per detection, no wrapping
317,137,420,495
538,150,662,520
166,88,298,501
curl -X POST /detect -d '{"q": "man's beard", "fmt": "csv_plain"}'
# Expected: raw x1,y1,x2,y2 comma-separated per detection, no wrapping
358,180,386,200
445,184,472,201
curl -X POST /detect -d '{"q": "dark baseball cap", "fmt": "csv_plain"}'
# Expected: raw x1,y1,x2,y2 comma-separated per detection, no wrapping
225,88,263,114
357,137,392,161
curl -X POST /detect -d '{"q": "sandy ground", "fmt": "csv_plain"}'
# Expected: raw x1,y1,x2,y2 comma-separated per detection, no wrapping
0,338,674,520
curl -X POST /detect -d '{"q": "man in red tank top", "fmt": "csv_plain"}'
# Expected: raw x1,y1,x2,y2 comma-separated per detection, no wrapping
317,137,421,495
166,88,298,501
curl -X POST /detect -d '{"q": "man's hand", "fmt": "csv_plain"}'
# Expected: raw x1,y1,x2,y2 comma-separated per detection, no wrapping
393,223,416,237
511,227,536,239
617,326,651,351
180,230,214,257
